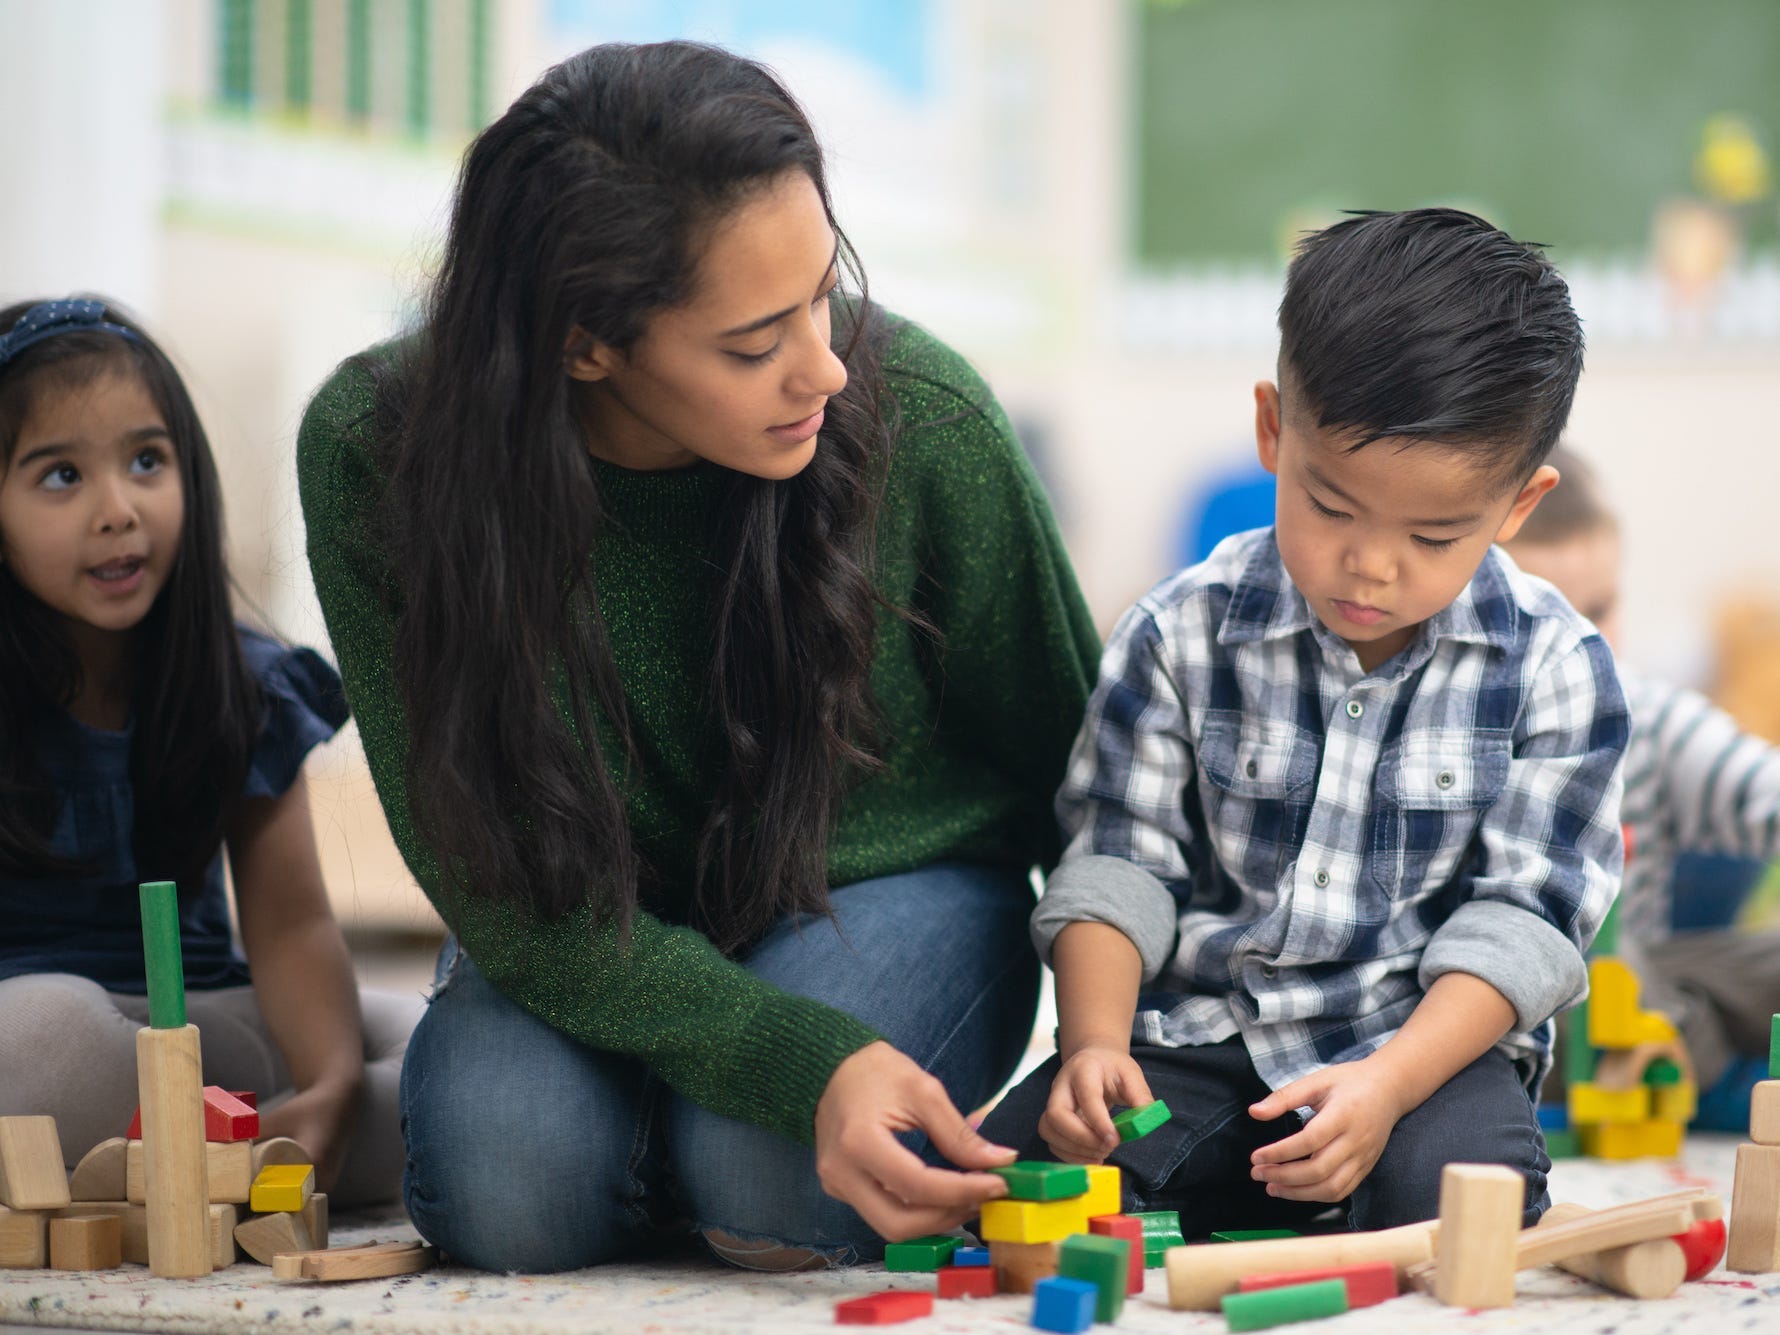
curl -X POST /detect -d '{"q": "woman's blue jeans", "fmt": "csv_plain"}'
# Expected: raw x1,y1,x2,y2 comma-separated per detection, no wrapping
399,862,1039,1272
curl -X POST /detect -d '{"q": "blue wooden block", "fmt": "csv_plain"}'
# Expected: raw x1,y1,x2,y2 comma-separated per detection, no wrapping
1031,1277,1097,1333
953,1245,991,1267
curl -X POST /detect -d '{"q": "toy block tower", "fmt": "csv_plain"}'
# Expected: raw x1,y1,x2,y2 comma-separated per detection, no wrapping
1727,1015,1780,1272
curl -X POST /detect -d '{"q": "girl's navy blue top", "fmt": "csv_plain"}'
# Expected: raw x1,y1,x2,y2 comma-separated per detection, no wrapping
0,628,348,992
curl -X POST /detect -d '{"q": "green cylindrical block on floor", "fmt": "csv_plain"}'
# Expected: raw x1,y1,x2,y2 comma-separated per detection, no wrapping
1222,1277,1347,1331
139,881,186,1029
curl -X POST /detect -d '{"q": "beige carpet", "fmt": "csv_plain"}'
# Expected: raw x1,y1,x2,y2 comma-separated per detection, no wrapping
2,1135,1775,1333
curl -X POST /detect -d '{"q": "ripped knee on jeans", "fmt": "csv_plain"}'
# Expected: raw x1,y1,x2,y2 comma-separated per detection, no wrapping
700,1226,853,1272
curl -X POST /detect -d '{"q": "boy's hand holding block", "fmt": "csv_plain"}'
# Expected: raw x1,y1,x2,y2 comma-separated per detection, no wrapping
1111,1099,1170,1143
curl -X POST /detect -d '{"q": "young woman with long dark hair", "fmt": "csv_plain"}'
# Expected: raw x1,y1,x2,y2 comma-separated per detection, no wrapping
299,41,1098,1271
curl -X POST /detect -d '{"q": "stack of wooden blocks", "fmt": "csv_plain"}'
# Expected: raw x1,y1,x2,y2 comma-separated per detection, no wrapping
1726,1015,1780,1272
1562,955,1698,1158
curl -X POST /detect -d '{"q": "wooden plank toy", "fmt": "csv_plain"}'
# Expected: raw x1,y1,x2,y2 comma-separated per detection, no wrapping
1222,1277,1347,1331
991,1161,1088,1201
833,1289,934,1324
1112,1099,1170,1143
883,1234,958,1271
126,1138,253,1205
135,880,212,1277
0,1115,71,1211
1236,1260,1399,1308
0,1203,49,1269
70,1137,128,1202
936,1263,997,1298
1088,1214,1144,1294
1030,1275,1097,1333
271,1239,436,1282
1537,1203,1686,1298
1432,1163,1523,1309
1058,1232,1129,1321
1728,1141,1780,1271
49,1213,123,1270
250,1163,315,1214
1166,1220,1438,1310
990,1237,1060,1293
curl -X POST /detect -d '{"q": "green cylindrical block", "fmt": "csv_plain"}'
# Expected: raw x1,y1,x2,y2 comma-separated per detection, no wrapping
139,881,186,1029
1222,1278,1347,1331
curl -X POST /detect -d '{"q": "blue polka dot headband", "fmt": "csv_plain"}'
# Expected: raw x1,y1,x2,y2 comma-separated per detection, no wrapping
0,300,141,370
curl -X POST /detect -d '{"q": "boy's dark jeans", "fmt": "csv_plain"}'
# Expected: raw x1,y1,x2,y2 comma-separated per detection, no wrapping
979,1036,1550,1238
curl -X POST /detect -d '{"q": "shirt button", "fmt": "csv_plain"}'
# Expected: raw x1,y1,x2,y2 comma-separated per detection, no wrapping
1346,699,1364,719
1313,869,1330,887
1437,769,1455,789
1246,759,1259,778
1261,964,1278,979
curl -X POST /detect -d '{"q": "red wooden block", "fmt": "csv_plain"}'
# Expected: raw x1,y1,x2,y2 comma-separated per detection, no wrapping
937,1264,998,1299
1237,1259,1399,1308
835,1290,934,1324
202,1087,259,1141
229,1090,258,1110
1088,1214,1144,1295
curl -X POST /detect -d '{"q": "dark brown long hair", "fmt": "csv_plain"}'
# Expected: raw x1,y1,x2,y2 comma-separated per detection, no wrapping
367,42,897,952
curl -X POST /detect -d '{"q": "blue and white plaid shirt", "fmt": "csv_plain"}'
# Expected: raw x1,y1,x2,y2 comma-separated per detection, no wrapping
1034,529,1628,1091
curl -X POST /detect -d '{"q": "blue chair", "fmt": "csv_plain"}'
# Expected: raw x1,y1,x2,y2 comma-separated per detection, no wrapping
1173,457,1276,573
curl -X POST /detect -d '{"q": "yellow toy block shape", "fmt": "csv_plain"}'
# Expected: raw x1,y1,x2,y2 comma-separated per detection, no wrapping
1579,1119,1683,1160
979,1195,1090,1244
248,1163,314,1214
1568,1081,1651,1126
1081,1164,1121,1219
1588,959,1679,1048
1653,1081,1698,1125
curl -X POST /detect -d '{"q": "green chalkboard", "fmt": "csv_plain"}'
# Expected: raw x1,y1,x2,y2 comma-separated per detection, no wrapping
1134,0,1780,264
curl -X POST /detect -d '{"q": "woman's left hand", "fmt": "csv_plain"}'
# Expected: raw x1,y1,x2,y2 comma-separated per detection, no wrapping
259,1077,365,1192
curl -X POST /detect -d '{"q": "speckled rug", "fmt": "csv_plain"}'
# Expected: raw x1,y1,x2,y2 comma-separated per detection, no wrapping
2,1135,1774,1333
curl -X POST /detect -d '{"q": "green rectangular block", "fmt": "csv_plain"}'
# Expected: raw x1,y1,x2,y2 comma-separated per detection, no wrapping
1130,1209,1182,1240
1143,1243,1180,1269
1210,1229,1301,1243
1222,1278,1347,1331
1542,1128,1582,1159
1058,1233,1129,1322
1112,1099,1171,1142
1771,1014,1780,1080
138,880,186,1029
883,1234,959,1271
991,1160,1090,1201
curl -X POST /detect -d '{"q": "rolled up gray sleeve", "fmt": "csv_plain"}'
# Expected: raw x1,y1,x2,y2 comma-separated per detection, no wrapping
1419,899,1587,1029
1031,854,1181,981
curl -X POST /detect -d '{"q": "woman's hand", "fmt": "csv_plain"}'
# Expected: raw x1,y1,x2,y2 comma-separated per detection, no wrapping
259,1076,365,1192
813,1041,1015,1241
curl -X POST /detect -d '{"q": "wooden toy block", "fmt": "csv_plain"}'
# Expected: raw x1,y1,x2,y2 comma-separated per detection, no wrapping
271,1239,436,1281
1567,1081,1650,1125
49,1213,122,1270
1222,1277,1347,1331
882,1233,958,1271
979,1194,1089,1244
135,882,211,1278
1770,1014,1780,1079
1237,1260,1399,1308
1536,1202,1685,1298
1592,1040,1693,1091
1165,1220,1438,1309
251,1163,315,1213
832,1289,934,1324
53,1199,236,1268
1644,1057,1684,1086
202,1087,259,1142
1058,1232,1129,1321
1211,1228,1301,1242
1112,1099,1170,1142
70,1136,128,1201
235,1207,316,1264
1030,1276,1097,1333
0,1115,72,1210
1088,1214,1144,1294
1652,1081,1697,1126
1080,1163,1120,1218
991,1161,1088,1201
1728,1141,1780,1271
1579,1118,1683,1160
127,1137,252,1204
990,1238,1060,1293
1432,1163,1523,1309
1587,958,1678,1047
936,1263,998,1298
252,1136,310,1175
0,1203,48,1268
1751,1080,1780,1145
1131,1207,1184,1265
1542,1128,1582,1159
952,1244,990,1266
301,1192,329,1250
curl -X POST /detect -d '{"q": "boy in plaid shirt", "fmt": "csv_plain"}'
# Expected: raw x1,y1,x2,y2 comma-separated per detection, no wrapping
983,210,1628,1234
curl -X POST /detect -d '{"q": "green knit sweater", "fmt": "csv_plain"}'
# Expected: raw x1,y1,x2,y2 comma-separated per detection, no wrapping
297,316,1099,1145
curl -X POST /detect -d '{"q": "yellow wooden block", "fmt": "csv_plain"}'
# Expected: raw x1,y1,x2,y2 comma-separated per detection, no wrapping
249,1164,315,1214
1652,1081,1697,1126
979,1194,1090,1244
1587,959,1678,1048
1081,1164,1121,1219
1580,1119,1683,1160
1568,1081,1651,1126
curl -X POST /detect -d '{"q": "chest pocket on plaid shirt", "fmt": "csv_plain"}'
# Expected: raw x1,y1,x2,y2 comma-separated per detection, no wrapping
1370,731,1511,896
1199,719,1319,889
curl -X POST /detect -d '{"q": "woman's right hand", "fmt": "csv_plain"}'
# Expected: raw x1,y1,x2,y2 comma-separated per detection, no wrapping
813,1041,1015,1241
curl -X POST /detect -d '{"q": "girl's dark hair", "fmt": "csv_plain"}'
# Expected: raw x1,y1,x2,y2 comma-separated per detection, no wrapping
0,298,258,890
368,41,894,952
1278,208,1585,488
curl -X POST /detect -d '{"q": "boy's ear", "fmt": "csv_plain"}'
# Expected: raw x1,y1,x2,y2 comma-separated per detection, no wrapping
1254,381,1283,475
563,325,621,382
1492,464,1561,543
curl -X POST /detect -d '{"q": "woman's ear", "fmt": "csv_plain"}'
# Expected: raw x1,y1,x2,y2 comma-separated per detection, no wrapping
564,326,619,382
